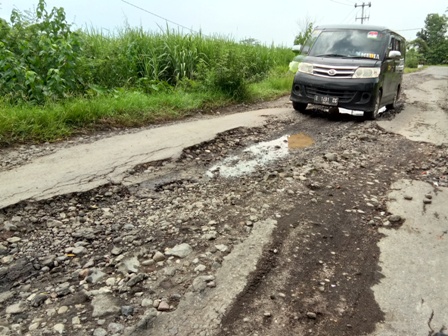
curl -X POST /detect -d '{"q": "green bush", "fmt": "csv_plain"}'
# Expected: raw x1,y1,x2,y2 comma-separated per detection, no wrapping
0,0,83,103
0,1,293,105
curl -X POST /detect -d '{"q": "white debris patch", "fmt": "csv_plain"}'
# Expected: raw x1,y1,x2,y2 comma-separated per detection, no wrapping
207,136,290,178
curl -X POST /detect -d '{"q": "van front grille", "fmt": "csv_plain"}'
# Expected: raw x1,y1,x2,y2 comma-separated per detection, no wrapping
304,86,356,103
312,64,357,78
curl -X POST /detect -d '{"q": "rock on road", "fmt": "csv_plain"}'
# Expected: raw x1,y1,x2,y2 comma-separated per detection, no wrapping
0,66,447,336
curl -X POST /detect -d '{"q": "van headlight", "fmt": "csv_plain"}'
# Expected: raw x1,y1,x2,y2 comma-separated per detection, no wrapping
298,62,313,74
353,67,380,78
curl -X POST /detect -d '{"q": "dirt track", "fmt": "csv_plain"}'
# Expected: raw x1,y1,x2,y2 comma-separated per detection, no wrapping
0,67,447,336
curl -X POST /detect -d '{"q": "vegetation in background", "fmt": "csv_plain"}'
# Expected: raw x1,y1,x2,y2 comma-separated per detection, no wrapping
0,0,294,146
406,13,448,67
294,19,314,46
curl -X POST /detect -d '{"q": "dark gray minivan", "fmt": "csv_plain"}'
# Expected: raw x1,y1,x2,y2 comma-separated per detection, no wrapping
290,24,405,119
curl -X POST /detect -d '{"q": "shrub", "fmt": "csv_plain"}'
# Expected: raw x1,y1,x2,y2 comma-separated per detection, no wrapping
0,0,83,103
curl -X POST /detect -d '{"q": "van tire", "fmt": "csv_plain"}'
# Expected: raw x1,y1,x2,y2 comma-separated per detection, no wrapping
364,92,381,120
386,87,400,110
292,102,308,113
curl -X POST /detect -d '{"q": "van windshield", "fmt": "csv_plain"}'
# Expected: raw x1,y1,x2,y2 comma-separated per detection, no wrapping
309,30,387,60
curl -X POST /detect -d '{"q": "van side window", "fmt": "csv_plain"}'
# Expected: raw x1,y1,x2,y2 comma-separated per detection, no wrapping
388,37,394,50
390,36,403,52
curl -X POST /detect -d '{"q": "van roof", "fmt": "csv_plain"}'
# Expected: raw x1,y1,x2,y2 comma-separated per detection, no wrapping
315,24,405,40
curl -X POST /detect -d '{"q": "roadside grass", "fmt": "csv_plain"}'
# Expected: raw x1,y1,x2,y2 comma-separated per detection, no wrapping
248,68,294,100
0,2,296,147
0,70,293,146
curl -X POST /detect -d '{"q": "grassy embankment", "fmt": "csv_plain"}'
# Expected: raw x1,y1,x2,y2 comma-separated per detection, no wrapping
0,1,295,146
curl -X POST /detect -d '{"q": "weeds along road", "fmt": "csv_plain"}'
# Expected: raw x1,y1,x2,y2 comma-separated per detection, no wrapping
0,67,447,336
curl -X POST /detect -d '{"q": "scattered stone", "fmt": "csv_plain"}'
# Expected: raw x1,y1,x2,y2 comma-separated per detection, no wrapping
388,215,402,223
194,264,206,272
57,306,68,314
118,256,140,274
105,277,116,286
423,199,432,204
306,312,317,319
157,301,170,311
28,322,40,331
404,195,413,200
425,194,433,199
192,275,215,292
1,256,13,264
215,244,229,252
108,323,125,333
165,243,193,258
111,246,122,256
0,291,14,304
152,251,165,262
141,299,153,307
142,259,155,266
6,302,25,314
121,305,134,316
6,237,21,244
324,153,338,162
53,323,65,334
72,246,87,255
206,281,216,288
86,268,106,284
203,231,218,240
0,244,7,255
93,328,107,336
91,294,121,318
126,273,148,287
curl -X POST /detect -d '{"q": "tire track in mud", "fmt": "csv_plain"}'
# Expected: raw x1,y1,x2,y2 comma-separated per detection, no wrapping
218,130,431,336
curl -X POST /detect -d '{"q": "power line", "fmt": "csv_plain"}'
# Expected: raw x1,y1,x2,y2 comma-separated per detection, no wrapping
120,0,202,35
396,28,421,32
341,7,357,23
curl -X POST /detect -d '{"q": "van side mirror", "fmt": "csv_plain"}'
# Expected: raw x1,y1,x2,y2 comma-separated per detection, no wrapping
388,50,401,59
292,44,310,55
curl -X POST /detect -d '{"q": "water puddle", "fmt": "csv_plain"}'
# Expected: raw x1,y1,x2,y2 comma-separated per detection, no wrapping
206,133,314,178
288,133,314,149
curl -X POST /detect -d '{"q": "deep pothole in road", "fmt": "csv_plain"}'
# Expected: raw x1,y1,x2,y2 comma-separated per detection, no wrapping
1,113,447,336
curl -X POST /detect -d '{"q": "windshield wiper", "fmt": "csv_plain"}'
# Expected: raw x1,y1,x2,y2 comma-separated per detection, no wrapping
315,53,347,58
345,55,379,59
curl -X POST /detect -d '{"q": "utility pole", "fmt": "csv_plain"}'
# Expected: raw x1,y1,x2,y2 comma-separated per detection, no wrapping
355,2,371,24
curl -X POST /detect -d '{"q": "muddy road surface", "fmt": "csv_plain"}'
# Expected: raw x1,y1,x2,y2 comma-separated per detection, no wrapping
0,67,447,336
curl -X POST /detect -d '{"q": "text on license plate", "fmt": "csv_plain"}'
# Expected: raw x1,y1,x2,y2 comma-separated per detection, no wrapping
314,95,338,106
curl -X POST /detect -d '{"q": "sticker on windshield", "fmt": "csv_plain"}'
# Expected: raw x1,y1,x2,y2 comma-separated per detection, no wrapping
367,31,379,39
356,51,380,59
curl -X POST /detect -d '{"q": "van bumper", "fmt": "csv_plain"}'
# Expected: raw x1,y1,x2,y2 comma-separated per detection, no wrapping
290,73,381,112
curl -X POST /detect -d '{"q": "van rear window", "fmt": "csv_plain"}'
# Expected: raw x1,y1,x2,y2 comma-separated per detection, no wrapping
309,30,387,59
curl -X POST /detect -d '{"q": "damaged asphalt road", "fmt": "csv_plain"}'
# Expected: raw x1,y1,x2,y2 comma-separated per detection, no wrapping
0,66,447,336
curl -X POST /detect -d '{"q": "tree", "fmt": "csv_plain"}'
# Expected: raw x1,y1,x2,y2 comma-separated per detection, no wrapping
240,38,260,46
294,18,314,46
416,13,448,64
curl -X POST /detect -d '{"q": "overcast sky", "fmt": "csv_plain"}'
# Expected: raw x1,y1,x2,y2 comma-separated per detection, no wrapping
1,0,446,46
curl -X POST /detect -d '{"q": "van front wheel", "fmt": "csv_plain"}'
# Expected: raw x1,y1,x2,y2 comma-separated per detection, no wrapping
364,92,381,120
292,102,308,113
386,87,400,110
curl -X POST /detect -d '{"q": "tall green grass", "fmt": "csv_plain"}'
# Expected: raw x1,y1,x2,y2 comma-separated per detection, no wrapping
0,1,295,146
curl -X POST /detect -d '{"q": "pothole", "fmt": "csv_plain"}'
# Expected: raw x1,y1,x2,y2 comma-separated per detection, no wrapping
288,133,314,149
207,133,315,178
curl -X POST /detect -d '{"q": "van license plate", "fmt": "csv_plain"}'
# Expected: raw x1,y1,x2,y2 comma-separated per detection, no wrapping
314,95,338,106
